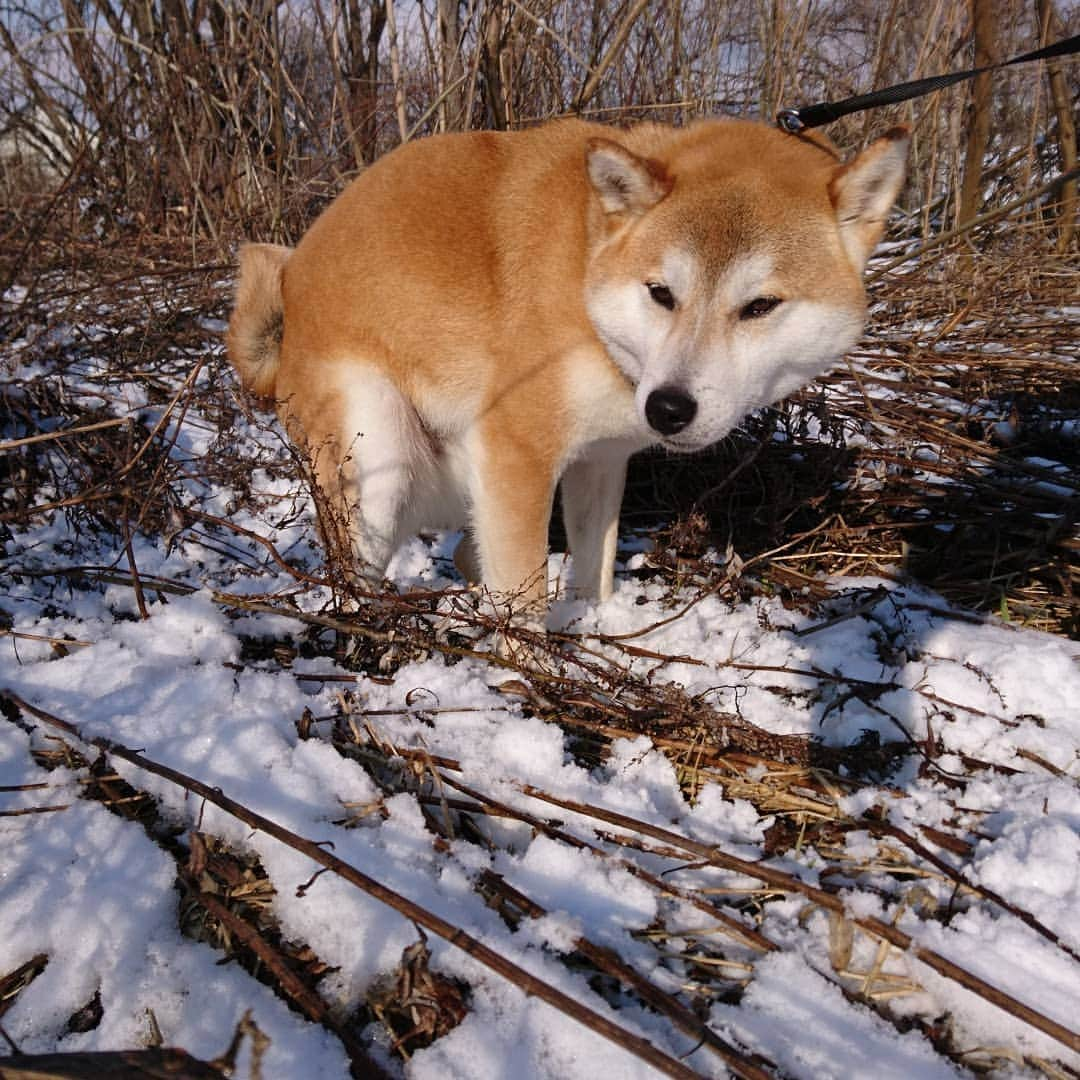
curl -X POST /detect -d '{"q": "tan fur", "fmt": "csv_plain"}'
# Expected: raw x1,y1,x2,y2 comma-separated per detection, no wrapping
226,242,292,398
227,117,907,614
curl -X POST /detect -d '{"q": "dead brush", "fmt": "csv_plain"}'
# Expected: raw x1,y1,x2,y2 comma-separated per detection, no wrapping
0,374,171,542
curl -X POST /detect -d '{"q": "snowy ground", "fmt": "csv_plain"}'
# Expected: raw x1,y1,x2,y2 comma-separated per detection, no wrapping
2,284,1079,1078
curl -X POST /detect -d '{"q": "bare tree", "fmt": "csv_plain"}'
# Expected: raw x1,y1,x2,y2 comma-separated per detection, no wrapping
1036,0,1077,251
436,0,467,130
958,0,999,225
2,0,1073,252
479,0,512,130
343,0,388,164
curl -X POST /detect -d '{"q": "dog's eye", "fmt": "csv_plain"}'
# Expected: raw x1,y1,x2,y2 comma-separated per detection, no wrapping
647,282,676,310
740,296,782,320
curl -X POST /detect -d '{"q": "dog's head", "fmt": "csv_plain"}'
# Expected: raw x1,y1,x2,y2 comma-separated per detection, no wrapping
583,120,909,450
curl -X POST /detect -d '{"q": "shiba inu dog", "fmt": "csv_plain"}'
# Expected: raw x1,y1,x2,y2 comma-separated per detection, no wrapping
227,117,907,624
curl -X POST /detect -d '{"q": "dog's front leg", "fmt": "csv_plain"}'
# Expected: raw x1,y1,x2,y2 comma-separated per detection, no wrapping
468,426,556,633
561,448,629,602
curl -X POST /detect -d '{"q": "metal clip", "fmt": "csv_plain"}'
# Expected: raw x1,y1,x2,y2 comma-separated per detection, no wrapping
775,109,805,134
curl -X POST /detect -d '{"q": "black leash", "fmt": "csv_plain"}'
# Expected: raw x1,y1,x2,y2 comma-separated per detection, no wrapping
777,33,1080,133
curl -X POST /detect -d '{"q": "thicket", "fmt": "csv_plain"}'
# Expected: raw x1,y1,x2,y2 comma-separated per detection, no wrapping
0,0,1076,261
1,1,1078,633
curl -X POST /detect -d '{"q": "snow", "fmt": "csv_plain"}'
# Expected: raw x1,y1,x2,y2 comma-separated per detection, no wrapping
712,951,961,1080
2,302,1079,1078
0,787,351,1075
5,544,1079,1076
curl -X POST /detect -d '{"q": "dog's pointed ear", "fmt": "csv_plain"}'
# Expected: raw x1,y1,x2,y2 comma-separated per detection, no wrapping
586,138,672,215
830,126,909,270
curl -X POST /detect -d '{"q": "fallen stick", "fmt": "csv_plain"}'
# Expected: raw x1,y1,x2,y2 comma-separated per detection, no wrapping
0,691,707,1080
179,871,390,1079
0,1047,223,1079
865,820,1080,965
477,869,774,1080
520,788,1080,1057
433,768,775,955
352,738,1080,1056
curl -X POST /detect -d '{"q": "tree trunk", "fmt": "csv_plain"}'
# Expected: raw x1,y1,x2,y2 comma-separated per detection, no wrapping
385,0,409,142
758,0,785,122
480,0,510,131
957,0,997,226
344,0,387,166
1036,0,1077,252
437,0,467,131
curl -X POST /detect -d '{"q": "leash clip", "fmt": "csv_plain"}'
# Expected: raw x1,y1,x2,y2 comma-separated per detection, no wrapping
775,109,805,134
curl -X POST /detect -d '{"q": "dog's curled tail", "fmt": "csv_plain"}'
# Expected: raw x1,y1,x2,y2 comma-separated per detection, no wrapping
226,242,293,398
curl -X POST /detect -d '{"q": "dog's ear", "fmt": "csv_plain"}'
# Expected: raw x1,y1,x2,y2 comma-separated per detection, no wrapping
830,126,909,270
586,139,672,215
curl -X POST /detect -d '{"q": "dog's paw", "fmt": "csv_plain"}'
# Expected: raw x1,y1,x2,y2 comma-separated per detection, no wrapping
491,618,564,678
494,635,563,678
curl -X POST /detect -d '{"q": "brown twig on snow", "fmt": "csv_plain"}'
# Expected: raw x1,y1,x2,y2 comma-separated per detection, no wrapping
477,869,775,1080
178,870,390,1079
864,819,1080,965
0,691,712,1080
0,1047,226,1079
0,417,130,453
0,954,48,1023
517,788,1080,1058
328,730,1080,1057
427,767,776,955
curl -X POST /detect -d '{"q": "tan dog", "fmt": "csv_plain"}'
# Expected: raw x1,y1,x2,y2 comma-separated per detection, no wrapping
227,118,907,621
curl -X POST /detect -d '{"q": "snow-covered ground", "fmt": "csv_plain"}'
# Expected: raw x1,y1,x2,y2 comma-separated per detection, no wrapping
2,286,1079,1078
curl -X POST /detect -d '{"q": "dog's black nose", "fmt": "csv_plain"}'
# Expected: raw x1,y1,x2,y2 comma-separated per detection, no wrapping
645,386,697,435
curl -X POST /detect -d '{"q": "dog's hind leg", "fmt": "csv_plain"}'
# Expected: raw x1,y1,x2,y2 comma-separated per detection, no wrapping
560,448,628,602
331,366,427,582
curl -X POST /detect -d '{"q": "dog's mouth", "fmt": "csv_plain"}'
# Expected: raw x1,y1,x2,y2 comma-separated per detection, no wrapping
658,432,708,454
658,417,741,454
